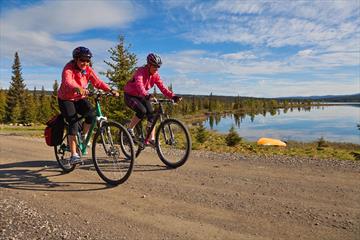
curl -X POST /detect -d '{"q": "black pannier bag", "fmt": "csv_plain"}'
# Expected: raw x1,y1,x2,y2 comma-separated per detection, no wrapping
44,114,64,146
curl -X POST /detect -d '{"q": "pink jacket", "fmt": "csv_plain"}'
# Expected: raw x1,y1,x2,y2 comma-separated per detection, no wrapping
58,61,110,101
124,65,174,99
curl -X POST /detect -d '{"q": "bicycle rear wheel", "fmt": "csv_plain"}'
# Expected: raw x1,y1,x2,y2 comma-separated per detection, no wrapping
156,118,191,168
120,121,144,158
54,133,76,173
92,120,135,185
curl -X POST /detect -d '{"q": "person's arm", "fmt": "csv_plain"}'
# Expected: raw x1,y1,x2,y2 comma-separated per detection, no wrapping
155,75,174,99
62,68,80,95
88,68,111,92
134,75,148,97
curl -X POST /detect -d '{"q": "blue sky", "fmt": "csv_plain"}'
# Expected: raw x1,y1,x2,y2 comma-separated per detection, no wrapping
0,0,359,97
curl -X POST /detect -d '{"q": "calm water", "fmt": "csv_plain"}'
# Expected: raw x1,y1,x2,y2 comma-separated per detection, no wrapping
203,104,360,144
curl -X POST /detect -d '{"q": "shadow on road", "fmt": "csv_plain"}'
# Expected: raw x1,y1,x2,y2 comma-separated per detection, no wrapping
0,160,113,192
0,158,173,192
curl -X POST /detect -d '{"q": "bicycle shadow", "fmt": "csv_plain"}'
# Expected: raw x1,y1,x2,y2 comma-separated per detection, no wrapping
132,163,171,172
0,160,114,192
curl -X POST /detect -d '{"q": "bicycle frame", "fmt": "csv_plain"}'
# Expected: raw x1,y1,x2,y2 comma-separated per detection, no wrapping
76,95,106,155
137,99,171,144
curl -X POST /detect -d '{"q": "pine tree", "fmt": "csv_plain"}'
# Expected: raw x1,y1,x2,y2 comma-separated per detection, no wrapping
225,125,242,146
0,89,6,123
21,90,36,124
38,86,52,123
50,80,59,115
5,52,26,123
191,95,196,113
195,123,208,143
102,35,137,122
208,92,213,112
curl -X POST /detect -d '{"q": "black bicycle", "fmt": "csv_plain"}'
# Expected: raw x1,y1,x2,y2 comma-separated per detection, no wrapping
120,99,191,168
54,90,135,185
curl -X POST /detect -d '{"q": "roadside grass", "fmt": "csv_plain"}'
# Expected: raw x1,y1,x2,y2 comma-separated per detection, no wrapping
1,124,359,161
0,124,45,137
189,128,360,161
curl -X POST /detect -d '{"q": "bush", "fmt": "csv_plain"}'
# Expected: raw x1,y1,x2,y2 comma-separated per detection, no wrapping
317,137,328,150
195,124,208,143
225,125,242,146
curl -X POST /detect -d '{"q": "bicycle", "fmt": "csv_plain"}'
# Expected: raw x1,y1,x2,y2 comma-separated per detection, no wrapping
120,98,191,168
54,90,135,185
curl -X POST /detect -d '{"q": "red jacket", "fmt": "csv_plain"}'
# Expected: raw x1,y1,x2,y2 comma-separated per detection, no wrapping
58,61,110,101
124,65,174,99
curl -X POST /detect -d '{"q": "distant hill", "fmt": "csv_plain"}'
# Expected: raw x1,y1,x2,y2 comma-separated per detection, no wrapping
178,93,360,102
276,93,360,102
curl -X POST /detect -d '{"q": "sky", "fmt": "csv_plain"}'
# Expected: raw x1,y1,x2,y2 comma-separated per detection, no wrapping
0,0,359,98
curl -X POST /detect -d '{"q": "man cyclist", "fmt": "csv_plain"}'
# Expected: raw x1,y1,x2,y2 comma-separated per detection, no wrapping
124,53,181,145
58,46,118,164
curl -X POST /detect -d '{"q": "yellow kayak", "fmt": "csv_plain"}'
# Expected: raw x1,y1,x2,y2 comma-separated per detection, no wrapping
257,137,287,147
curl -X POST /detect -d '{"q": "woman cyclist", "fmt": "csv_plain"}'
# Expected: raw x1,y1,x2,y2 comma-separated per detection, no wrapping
124,53,181,145
58,46,118,164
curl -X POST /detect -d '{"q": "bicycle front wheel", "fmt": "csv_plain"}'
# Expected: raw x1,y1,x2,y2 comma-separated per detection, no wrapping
156,118,191,168
92,120,135,185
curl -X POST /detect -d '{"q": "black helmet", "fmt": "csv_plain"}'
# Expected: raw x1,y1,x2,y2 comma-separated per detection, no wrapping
147,53,162,68
72,46,92,59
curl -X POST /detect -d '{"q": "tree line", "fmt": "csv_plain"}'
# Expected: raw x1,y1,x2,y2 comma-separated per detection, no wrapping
0,36,317,125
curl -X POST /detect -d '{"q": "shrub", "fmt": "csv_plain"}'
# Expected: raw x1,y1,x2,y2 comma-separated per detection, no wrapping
195,124,208,143
317,137,328,150
225,125,242,146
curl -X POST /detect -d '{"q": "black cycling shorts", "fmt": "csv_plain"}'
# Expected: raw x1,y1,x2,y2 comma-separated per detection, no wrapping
124,93,154,122
58,98,95,135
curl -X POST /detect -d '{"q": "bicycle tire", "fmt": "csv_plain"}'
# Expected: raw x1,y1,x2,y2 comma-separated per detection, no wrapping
120,121,144,158
155,118,191,168
54,132,76,173
92,120,135,185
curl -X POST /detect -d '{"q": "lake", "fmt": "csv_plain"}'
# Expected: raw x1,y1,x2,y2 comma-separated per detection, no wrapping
203,104,360,144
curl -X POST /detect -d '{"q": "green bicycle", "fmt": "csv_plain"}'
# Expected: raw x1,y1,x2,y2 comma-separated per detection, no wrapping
54,90,135,185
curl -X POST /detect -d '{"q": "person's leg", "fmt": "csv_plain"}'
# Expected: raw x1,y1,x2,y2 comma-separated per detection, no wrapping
128,115,141,129
58,99,79,157
75,98,95,138
144,99,155,142
124,94,147,130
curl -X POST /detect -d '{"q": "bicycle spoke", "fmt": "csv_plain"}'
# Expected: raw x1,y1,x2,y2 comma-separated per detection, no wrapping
156,119,191,168
92,121,135,185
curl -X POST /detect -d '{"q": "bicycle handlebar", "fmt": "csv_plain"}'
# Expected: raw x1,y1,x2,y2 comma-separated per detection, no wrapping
88,90,115,98
151,98,176,105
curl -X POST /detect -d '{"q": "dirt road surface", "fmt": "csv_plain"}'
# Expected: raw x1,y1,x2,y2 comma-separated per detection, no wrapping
0,135,359,240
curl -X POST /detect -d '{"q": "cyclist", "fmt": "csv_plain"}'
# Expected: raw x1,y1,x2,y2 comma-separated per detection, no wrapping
58,46,119,164
124,53,182,145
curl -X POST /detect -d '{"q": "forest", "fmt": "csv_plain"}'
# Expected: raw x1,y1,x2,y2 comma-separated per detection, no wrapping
0,37,329,126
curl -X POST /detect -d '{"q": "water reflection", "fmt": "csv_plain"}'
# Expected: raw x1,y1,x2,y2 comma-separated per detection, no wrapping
203,104,360,144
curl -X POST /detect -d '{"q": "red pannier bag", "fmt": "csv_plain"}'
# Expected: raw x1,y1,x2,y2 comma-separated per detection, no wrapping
44,114,64,146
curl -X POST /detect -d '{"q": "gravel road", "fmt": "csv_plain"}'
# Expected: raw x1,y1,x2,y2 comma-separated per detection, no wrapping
0,135,359,240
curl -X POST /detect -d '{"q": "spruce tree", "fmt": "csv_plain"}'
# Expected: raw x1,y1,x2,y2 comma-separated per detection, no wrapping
225,125,242,146
102,35,137,122
195,123,208,143
0,89,6,122
21,90,36,124
37,86,52,123
51,80,59,115
5,52,26,123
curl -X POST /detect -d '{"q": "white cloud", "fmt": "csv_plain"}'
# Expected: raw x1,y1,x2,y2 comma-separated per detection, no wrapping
1,1,140,34
221,51,257,60
0,0,141,67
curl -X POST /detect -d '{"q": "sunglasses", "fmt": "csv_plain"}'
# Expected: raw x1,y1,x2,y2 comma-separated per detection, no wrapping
79,58,91,63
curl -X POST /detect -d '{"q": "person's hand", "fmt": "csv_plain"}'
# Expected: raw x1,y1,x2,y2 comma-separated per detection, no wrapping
110,89,119,97
172,95,182,103
145,94,154,100
75,87,89,96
